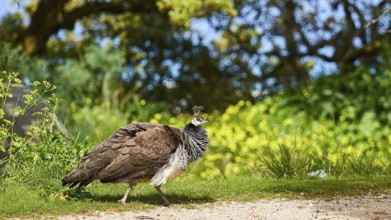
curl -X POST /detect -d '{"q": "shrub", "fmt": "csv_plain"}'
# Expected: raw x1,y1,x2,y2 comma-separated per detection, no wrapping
0,71,92,197
198,99,391,178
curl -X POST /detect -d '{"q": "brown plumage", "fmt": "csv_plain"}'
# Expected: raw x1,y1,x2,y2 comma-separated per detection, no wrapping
62,116,208,206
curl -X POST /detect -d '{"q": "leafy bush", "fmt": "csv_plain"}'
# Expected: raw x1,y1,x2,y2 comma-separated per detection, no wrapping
152,64,391,179
283,68,391,125
0,41,48,82
0,72,92,197
196,98,391,178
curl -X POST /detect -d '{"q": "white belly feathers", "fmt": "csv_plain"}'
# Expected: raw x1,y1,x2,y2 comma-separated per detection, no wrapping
150,145,188,186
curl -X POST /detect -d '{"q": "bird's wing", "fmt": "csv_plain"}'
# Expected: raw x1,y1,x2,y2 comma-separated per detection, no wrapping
85,123,184,183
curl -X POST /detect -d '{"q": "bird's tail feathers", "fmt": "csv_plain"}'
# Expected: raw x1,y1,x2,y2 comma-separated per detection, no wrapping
62,168,95,188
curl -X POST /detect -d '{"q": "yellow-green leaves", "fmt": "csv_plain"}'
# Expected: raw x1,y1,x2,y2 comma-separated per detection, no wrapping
157,0,237,27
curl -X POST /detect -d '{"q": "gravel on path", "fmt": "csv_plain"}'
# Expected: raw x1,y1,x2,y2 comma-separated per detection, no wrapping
55,193,391,220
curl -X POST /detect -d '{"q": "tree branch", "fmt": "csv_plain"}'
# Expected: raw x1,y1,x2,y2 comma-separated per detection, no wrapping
62,1,163,29
19,0,164,55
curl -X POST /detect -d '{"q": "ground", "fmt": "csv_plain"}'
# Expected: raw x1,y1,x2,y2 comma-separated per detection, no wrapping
56,193,390,220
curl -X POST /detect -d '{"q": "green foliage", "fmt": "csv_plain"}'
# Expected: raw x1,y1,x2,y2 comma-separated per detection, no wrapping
53,44,128,108
260,143,322,178
0,41,48,81
182,67,391,178
2,0,391,113
69,97,170,145
157,0,236,27
0,0,247,112
0,13,25,43
283,68,391,125
0,71,92,197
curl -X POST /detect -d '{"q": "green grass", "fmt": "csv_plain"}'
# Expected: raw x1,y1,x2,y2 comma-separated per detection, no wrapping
1,175,390,218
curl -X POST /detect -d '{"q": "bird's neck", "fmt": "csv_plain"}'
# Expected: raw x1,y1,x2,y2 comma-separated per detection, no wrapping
184,123,208,162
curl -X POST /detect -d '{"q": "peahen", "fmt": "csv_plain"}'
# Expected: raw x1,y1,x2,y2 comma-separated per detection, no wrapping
62,106,208,206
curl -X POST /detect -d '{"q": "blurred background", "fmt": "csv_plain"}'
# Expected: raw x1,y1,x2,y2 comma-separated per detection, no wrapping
0,0,391,178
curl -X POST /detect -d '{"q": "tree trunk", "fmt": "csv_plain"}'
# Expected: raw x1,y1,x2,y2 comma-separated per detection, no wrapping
19,0,71,55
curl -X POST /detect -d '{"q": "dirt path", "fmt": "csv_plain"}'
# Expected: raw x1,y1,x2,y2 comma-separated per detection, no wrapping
56,193,391,220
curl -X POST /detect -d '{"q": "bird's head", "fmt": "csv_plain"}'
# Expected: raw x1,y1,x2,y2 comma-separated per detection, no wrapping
191,116,208,126
191,106,208,126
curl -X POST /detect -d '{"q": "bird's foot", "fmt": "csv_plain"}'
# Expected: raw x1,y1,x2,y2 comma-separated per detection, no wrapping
118,199,127,204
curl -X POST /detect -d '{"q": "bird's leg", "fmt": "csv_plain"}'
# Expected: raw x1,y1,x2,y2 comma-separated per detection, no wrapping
118,184,133,204
154,185,170,207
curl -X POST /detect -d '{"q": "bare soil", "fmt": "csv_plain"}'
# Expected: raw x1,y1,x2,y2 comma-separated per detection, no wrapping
56,193,391,220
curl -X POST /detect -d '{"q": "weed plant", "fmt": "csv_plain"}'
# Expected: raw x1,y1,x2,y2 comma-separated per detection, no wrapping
0,71,92,197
